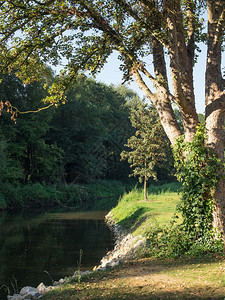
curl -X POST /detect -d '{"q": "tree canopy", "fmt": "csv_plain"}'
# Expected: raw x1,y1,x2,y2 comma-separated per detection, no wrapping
0,72,146,185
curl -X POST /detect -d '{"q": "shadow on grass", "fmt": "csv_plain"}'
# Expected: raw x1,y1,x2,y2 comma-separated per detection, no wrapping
43,254,225,300
45,286,225,300
117,207,153,233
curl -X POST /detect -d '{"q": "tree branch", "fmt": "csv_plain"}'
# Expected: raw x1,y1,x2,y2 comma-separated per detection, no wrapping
12,103,54,114
186,0,195,68
206,93,225,117
113,0,167,47
132,67,155,99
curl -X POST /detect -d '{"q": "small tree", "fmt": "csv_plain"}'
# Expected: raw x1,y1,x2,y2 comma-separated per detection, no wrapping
121,99,169,200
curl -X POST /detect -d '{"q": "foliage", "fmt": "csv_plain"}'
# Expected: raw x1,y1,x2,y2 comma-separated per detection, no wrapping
0,191,6,210
121,99,173,199
111,181,224,258
0,137,8,183
137,125,225,258
172,125,223,238
0,180,125,211
0,72,173,211
0,73,144,188
85,180,127,210
48,76,135,183
143,224,224,258
20,183,57,208
0,72,62,184
0,183,23,210
1,0,225,232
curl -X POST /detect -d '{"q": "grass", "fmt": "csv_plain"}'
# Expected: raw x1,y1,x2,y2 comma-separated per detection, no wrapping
41,182,225,299
110,182,181,237
42,254,225,300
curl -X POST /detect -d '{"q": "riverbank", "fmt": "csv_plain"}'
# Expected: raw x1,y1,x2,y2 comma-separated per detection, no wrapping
6,183,225,299
0,180,127,211
39,184,225,299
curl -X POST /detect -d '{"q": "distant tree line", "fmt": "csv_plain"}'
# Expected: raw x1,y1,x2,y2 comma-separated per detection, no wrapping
0,71,176,209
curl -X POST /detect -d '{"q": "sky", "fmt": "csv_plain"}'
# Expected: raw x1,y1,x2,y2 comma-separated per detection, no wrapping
95,48,207,114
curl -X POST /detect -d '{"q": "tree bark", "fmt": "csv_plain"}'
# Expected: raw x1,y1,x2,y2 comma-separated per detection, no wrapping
205,0,225,236
164,0,199,142
144,175,147,201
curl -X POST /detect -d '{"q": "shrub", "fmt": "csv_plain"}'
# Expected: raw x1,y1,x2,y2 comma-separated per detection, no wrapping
20,183,57,208
0,190,6,210
56,184,89,207
1,183,23,209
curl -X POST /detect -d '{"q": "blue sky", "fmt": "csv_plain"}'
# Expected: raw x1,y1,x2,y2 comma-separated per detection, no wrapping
95,48,207,114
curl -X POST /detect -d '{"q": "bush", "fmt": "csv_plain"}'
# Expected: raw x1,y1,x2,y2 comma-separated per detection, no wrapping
1,183,23,209
56,184,89,207
20,183,57,208
0,180,127,211
86,180,126,209
0,190,6,210
148,182,181,194
143,224,224,258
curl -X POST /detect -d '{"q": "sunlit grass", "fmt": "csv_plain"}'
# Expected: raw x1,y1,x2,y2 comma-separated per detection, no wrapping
111,183,182,237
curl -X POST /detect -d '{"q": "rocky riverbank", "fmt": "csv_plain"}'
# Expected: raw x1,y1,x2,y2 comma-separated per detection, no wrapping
96,211,146,270
7,211,146,300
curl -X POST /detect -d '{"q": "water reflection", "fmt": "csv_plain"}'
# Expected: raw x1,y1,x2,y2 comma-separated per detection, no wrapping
0,210,113,300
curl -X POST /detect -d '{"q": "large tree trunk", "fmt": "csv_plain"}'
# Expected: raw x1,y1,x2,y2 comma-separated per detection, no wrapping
163,0,199,142
205,0,225,236
133,0,199,144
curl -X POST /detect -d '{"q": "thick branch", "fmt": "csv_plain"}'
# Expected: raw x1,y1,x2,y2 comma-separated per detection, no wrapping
132,68,155,99
132,68,182,143
206,0,225,106
186,0,195,68
164,0,198,140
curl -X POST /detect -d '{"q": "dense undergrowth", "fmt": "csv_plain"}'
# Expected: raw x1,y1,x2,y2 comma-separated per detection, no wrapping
0,180,127,211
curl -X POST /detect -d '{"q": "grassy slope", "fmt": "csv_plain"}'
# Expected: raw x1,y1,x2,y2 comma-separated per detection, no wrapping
110,183,181,237
42,183,225,300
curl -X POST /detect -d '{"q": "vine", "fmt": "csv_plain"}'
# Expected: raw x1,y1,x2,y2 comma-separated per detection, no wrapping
172,124,223,239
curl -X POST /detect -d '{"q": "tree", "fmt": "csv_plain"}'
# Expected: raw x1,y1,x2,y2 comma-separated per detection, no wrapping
0,73,62,184
47,76,134,183
121,99,171,201
0,1,224,234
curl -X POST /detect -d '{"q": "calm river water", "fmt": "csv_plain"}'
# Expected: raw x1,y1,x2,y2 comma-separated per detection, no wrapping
0,209,114,300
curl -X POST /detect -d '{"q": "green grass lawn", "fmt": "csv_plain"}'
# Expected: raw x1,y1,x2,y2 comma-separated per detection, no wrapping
110,182,182,237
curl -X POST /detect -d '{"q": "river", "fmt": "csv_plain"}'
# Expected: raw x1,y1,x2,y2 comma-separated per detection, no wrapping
0,209,114,300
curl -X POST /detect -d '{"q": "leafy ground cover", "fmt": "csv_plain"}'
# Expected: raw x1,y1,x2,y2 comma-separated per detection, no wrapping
42,183,225,299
